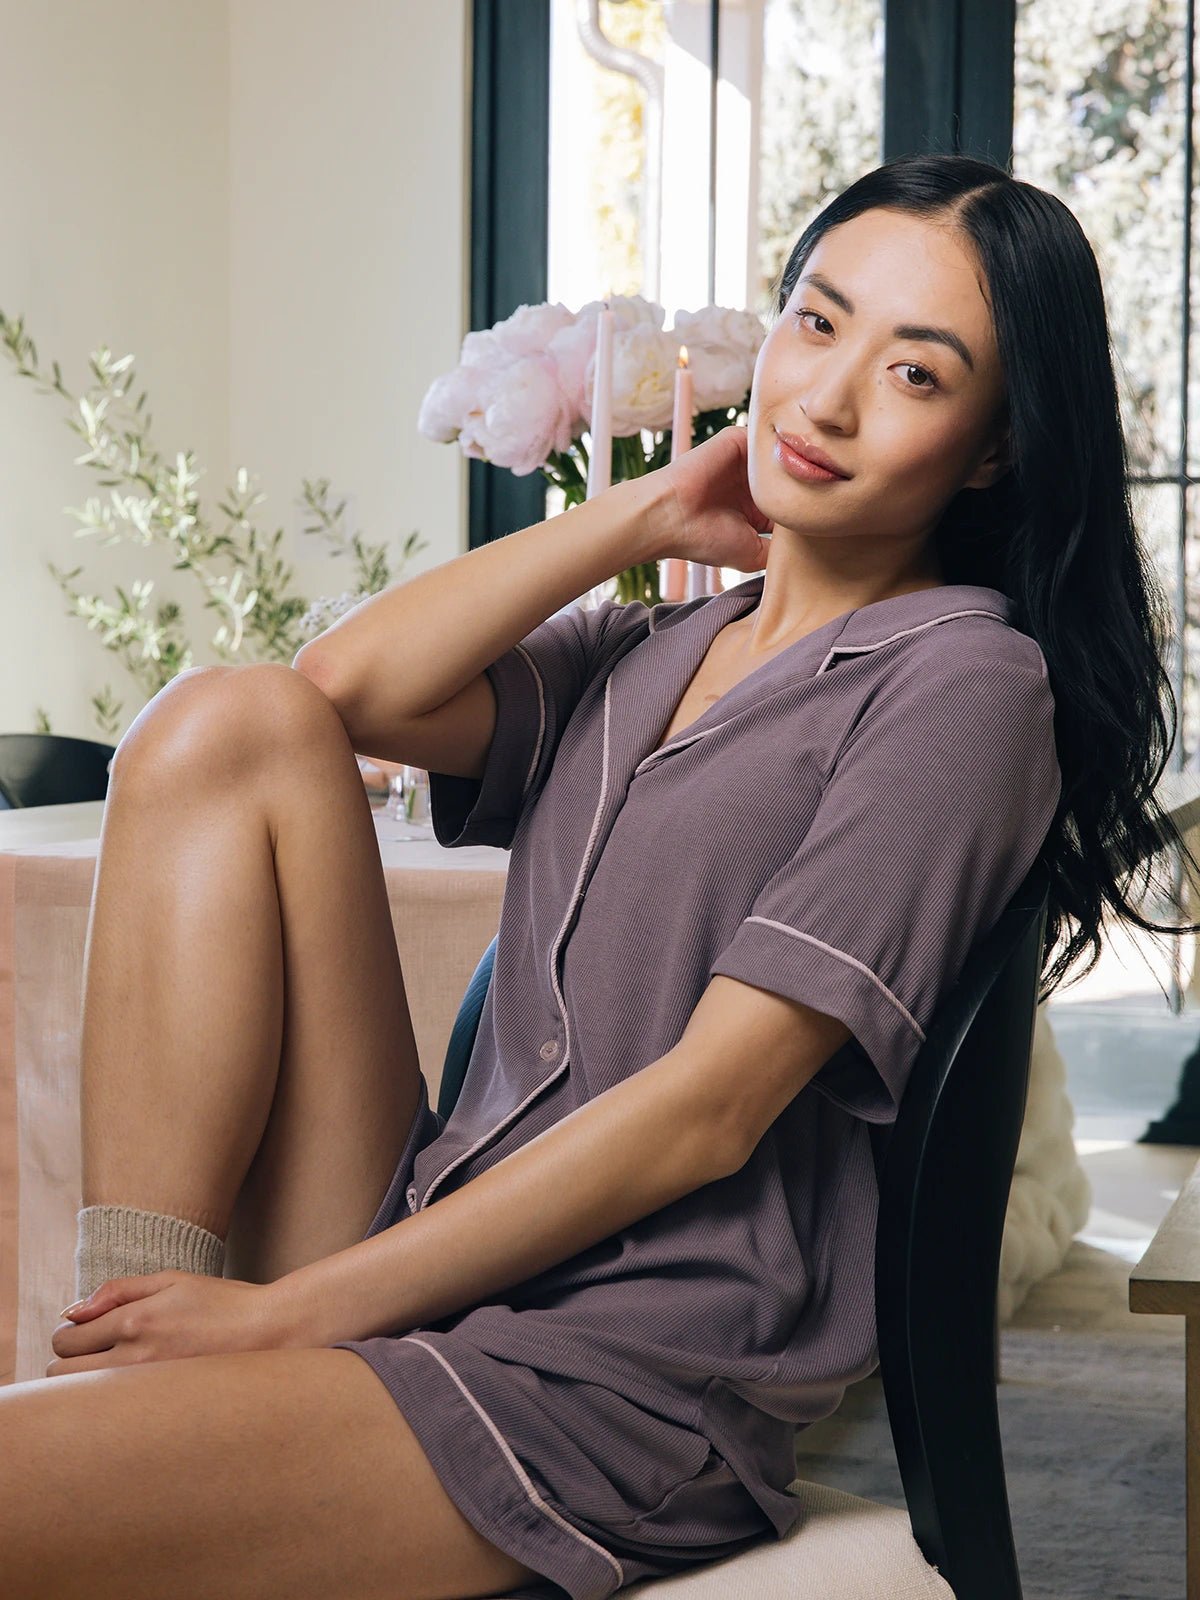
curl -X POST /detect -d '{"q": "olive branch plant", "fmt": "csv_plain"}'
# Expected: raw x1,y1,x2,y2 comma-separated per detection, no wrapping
0,311,427,740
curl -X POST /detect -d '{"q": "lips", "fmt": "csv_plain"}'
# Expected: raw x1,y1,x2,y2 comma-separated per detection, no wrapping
774,429,850,478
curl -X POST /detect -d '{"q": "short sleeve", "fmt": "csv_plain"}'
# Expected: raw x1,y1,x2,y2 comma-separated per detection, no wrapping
427,595,649,849
708,657,1062,1124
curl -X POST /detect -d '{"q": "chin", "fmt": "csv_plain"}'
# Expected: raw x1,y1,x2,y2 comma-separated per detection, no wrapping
747,476,798,529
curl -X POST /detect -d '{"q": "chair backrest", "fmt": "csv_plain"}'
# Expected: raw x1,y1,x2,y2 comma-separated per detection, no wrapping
0,734,116,808
870,855,1049,1600
438,858,1050,1600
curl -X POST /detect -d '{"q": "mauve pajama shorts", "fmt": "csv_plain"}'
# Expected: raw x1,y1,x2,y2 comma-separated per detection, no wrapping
332,1074,775,1600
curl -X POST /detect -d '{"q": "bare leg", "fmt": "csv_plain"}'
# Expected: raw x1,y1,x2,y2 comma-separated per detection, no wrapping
80,661,426,1282
0,1348,543,1599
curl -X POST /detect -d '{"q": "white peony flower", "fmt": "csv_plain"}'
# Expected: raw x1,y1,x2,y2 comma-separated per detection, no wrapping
491,301,578,357
419,306,581,456
682,343,756,412
416,366,479,442
548,294,667,427
672,304,766,357
458,353,576,476
415,294,762,477
459,326,507,367
609,325,684,434
598,293,666,333
671,305,767,410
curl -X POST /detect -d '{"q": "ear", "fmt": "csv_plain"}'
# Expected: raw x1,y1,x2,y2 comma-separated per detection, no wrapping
962,425,1010,491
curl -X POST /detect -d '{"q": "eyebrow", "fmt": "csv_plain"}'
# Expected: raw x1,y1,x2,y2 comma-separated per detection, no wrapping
796,271,976,372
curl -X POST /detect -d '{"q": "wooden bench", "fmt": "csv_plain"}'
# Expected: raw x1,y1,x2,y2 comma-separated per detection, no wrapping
1129,1151,1200,1598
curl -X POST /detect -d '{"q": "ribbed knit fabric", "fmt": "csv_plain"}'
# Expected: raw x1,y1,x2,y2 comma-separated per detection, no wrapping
337,575,1063,1590
74,1204,226,1301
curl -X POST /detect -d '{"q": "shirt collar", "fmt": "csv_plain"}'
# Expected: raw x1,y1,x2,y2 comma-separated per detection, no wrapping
613,573,1016,775
703,572,1013,655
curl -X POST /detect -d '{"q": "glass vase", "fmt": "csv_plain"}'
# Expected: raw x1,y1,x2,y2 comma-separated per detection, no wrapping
544,432,670,607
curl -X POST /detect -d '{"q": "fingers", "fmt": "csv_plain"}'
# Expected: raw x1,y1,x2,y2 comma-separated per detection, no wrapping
50,1309,125,1362
45,1347,134,1378
60,1286,108,1322
61,1272,175,1323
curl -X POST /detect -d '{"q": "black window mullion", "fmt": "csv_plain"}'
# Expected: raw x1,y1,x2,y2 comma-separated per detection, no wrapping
882,0,1015,167
467,0,551,551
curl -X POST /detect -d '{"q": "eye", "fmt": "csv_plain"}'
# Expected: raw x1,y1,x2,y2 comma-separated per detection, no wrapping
893,361,940,393
793,308,834,336
800,307,947,395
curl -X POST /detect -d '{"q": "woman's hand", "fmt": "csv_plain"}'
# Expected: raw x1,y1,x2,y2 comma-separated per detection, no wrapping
650,424,774,573
46,1272,298,1376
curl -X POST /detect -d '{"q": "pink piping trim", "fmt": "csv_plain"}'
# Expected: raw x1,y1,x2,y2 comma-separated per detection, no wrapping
815,609,1008,674
512,642,547,802
403,1337,626,1587
744,916,926,1041
418,673,617,1209
636,607,1021,772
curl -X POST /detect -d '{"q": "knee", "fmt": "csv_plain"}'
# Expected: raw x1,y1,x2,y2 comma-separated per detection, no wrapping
112,662,348,789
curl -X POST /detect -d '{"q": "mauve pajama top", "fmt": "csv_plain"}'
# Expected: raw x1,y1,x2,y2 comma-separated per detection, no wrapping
334,572,1061,1592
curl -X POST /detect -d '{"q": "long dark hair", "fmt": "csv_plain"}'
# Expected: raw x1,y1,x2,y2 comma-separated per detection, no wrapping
772,151,1200,1001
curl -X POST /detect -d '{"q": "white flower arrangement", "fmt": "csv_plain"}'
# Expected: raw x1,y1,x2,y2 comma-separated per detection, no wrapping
417,293,767,487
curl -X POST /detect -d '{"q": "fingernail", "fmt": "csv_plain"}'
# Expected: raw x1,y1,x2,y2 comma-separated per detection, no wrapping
59,1300,84,1317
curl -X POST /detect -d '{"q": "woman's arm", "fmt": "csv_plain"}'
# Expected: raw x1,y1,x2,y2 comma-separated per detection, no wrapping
265,974,850,1348
293,427,773,767
267,1049,737,1346
292,474,672,760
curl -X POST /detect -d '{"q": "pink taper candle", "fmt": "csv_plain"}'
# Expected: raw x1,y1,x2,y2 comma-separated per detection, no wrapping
670,345,694,459
586,305,614,499
662,346,693,601
669,346,722,600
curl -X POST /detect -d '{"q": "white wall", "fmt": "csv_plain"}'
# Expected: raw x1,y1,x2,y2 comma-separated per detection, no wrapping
0,0,469,741
227,0,470,680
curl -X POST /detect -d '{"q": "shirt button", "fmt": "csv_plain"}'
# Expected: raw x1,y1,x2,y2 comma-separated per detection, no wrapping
539,1039,560,1060
406,1185,417,1210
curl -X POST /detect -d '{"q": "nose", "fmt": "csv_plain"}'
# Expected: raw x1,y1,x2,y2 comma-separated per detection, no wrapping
797,354,857,434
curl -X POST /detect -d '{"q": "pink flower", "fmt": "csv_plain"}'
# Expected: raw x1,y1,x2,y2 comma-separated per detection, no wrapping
418,304,582,463
417,366,479,443
415,294,764,477
457,354,576,477
459,326,506,367
491,301,577,358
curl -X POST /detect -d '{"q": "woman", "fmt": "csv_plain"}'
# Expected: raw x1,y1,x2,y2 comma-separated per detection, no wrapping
4,152,1196,1599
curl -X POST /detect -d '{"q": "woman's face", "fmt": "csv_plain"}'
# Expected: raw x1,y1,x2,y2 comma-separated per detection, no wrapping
747,206,1009,553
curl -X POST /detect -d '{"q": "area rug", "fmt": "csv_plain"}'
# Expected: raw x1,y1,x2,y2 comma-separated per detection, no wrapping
793,1325,1186,1600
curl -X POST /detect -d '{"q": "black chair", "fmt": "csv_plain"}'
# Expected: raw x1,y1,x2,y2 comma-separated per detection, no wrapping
0,734,116,809
436,859,1051,1600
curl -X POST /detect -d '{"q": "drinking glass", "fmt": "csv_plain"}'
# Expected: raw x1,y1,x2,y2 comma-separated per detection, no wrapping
379,764,434,841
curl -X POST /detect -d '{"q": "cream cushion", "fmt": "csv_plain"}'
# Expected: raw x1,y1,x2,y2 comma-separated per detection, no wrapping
618,1478,956,1598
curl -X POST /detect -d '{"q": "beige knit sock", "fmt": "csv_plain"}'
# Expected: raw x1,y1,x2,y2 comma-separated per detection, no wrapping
74,1203,226,1301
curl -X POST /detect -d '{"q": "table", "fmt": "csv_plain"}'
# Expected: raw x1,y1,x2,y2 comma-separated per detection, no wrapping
0,801,508,1386
1130,1152,1200,1597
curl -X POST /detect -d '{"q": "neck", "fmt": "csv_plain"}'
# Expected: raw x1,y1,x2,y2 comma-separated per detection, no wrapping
737,556,947,656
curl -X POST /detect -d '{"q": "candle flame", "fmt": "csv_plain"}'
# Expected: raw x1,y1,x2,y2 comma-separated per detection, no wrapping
678,345,689,367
